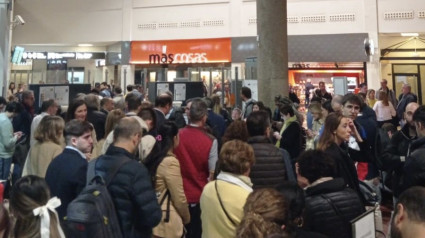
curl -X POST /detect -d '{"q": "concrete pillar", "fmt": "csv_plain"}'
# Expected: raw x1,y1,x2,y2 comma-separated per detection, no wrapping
364,0,381,91
0,2,12,96
120,65,135,93
256,0,288,108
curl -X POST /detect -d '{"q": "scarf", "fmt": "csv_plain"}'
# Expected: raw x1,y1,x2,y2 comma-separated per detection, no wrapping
216,172,253,192
276,115,297,148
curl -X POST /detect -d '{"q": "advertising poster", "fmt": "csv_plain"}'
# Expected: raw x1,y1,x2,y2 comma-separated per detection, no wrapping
39,86,55,107
157,83,169,96
55,86,70,106
174,84,186,101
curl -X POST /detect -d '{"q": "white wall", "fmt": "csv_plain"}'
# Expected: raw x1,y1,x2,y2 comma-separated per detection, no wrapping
378,0,425,34
10,0,425,44
13,0,123,44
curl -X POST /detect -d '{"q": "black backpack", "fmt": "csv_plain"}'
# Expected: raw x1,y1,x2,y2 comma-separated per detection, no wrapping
63,157,130,238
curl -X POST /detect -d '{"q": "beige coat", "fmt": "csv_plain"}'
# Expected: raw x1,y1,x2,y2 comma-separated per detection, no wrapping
23,141,63,178
153,154,190,238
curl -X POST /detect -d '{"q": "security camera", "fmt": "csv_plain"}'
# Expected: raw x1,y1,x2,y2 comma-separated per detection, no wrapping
15,15,25,25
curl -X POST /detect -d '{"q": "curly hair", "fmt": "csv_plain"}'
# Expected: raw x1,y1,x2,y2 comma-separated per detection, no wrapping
219,140,255,175
236,189,288,238
222,120,249,143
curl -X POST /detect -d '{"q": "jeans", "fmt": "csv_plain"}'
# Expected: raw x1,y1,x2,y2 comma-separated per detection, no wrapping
0,158,12,181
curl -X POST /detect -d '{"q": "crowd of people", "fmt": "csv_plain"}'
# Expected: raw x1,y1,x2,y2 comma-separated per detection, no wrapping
0,79,424,238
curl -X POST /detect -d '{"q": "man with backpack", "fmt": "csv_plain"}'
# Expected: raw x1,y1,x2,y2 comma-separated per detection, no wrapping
45,119,94,221
94,117,161,237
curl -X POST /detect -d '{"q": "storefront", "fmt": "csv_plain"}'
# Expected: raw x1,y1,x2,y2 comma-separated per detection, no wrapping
232,34,369,106
130,38,233,104
10,50,107,85
288,62,365,106
380,35,425,105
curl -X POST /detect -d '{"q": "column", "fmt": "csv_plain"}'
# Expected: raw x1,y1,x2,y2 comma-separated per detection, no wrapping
256,0,288,107
364,0,381,91
0,1,11,96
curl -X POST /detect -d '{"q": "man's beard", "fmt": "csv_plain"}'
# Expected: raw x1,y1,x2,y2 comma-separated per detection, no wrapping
390,216,402,238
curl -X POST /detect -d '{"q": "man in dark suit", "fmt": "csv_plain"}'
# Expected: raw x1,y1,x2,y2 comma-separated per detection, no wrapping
151,93,173,136
45,119,94,221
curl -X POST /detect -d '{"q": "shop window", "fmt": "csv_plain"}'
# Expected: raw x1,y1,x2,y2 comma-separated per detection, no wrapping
67,67,85,84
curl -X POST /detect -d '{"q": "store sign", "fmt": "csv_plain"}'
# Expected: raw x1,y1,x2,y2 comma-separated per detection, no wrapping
130,38,231,64
22,52,105,60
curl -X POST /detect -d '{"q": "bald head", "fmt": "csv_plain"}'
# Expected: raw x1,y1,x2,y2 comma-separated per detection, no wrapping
331,95,343,112
113,117,142,142
405,102,419,126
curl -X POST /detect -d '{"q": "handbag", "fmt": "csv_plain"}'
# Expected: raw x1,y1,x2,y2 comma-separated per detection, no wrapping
152,189,185,238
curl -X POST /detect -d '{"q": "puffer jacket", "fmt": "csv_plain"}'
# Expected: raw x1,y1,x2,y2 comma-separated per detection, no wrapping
248,136,287,189
400,136,425,195
303,178,365,238
95,146,161,238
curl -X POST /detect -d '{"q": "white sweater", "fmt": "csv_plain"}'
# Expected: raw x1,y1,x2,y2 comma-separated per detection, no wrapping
373,101,396,121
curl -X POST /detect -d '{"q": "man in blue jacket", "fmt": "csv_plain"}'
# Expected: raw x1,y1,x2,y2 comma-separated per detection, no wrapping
95,117,161,238
45,119,94,220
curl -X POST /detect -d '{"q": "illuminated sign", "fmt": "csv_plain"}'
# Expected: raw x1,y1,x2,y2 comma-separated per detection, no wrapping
131,38,231,64
22,52,105,60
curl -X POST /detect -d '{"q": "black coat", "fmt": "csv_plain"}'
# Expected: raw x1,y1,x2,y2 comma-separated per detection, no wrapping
381,124,416,197
278,121,302,159
397,93,417,120
86,108,107,140
95,146,161,238
45,148,88,220
12,104,33,136
324,143,361,199
400,136,425,195
152,108,166,137
303,178,364,238
248,136,288,189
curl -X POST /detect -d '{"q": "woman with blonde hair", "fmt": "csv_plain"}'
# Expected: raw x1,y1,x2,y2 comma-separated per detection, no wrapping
10,175,64,238
306,102,324,149
373,90,396,127
23,116,64,177
236,188,288,238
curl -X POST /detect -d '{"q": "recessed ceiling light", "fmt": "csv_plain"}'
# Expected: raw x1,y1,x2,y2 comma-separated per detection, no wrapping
78,44,93,47
401,33,419,37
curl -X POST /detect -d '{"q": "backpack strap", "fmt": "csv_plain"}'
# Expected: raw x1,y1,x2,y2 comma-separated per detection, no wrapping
94,156,132,186
159,190,171,223
215,181,237,225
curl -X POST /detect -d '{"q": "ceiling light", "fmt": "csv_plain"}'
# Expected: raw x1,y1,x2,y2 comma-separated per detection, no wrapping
401,33,419,37
78,44,93,47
